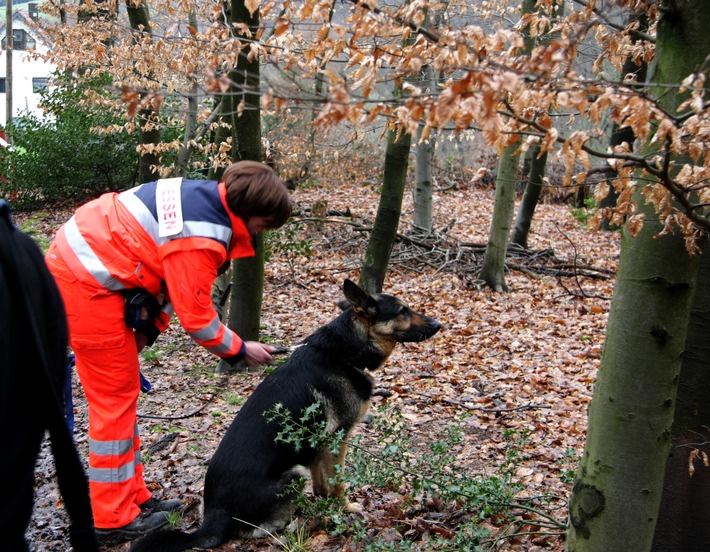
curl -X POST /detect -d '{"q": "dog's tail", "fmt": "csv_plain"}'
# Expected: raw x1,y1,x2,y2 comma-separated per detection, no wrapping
127,508,231,552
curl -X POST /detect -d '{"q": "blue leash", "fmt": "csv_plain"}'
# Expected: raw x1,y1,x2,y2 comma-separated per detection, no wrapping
64,355,152,433
65,354,76,434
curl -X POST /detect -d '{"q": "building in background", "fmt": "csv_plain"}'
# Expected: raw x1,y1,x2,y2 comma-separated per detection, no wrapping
0,2,56,126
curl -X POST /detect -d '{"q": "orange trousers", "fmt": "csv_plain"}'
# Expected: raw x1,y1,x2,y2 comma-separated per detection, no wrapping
46,243,152,529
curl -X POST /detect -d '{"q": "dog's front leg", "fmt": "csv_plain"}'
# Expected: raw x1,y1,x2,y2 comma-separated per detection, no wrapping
310,440,347,498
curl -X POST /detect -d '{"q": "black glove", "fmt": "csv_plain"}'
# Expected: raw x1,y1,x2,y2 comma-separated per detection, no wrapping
124,289,161,346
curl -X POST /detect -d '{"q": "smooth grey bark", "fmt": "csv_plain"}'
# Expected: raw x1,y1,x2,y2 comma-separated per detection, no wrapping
478,141,519,291
126,1,160,184
480,0,558,289
651,237,710,551
510,144,547,249
209,100,232,322
223,0,264,371
567,2,709,549
359,127,412,294
175,9,199,177
509,0,560,248
413,110,434,233
359,24,416,295
566,215,699,551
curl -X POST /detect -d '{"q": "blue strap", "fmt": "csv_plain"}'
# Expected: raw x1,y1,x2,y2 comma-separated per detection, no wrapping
64,355,153,433
65,354,76,433
139,372,152,393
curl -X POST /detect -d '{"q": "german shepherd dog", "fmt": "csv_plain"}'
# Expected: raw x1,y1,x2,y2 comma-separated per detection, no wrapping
129,279,441,552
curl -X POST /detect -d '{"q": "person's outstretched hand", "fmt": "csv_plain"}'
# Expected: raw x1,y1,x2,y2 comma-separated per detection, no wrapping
242,341,275,367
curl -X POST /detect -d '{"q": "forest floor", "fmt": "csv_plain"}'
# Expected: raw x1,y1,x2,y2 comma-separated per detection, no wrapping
19,151,620,551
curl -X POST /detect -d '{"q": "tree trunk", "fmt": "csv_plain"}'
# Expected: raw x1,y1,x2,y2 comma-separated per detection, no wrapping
227,233,265,341
175,9,199,177
5,0,12,131
509,0,560,248
651,237,710,551
567,2,709,549
566,217,698,551
510,144,547,249
479,142,519,291
413,9,440,234
300,1,336,185
413,115,434,233
209,99,232,321
359,127,411,294
226,0,264,361
126,1,160,184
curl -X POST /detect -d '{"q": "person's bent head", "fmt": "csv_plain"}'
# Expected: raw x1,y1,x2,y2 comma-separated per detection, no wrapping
223,161,292,229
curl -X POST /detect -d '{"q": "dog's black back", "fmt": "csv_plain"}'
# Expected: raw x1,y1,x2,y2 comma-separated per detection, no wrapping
129,279,440,552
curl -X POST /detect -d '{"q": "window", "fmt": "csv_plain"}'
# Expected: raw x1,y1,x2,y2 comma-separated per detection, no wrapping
33,77,49,93
1,29,36,51
0,78,5,94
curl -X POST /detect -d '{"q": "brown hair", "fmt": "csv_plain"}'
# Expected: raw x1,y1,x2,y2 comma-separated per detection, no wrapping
223,160,292,228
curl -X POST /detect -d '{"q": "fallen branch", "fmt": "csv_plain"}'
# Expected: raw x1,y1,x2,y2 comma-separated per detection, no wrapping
289,215,616,290
388,388,551,414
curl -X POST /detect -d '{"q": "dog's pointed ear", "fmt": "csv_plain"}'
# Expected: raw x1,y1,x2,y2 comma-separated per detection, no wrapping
342,279,379,318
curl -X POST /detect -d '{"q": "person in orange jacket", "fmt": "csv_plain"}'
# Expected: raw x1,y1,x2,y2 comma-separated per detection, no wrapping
45,160,293,542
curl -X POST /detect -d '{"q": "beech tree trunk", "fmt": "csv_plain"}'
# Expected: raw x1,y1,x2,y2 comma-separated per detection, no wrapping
651,237,710,551
227,0,264,354
479,142,519,291
359,127,411,294
509,0,560,248
566,219,698,550
126,1,160,184
209,100,232,322
175,10,199,177
567,2,709,549
480,0,559,288
360,24,417,295
510,144,546,249
413,100,435,233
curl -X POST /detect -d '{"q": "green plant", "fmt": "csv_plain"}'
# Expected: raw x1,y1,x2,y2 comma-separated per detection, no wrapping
17,212,51,251
140,347,163,363
1,72,139,209
164,509,183,528
348,406,416,490
265,221,313,263
264,402,344,456
224,392,244,406
275,520,311,552
264,404,562,550
344,407,559,549
262,405,359,540
559,447,578,486
569,197,597,225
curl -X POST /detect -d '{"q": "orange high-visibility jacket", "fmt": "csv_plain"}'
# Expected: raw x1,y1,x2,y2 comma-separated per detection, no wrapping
51,178,254,359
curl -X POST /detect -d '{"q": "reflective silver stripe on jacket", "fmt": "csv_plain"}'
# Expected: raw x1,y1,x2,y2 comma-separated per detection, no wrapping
118,189,233,246
188,315,235,355
63,216,127,291
118,190,161,241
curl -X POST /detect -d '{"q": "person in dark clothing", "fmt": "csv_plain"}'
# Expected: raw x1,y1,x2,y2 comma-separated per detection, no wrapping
0,199,98,552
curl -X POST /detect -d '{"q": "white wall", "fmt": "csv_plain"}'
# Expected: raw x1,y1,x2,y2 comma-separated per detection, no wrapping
0,20,56,126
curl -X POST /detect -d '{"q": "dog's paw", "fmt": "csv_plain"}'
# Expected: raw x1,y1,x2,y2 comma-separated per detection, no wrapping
344,501,364,514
